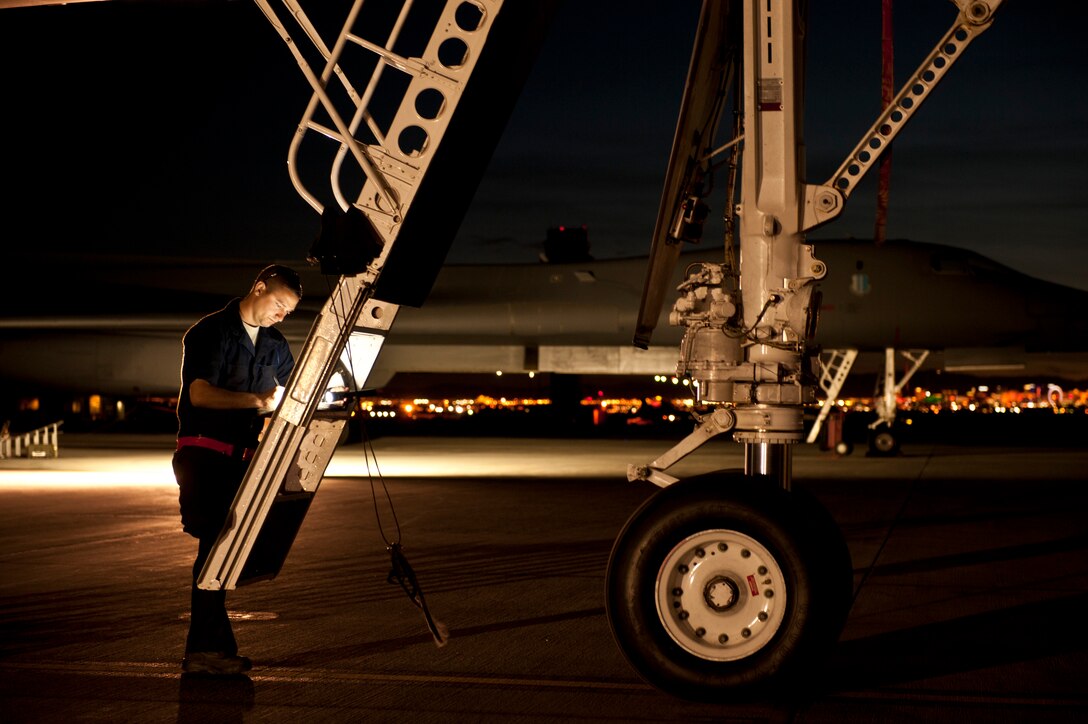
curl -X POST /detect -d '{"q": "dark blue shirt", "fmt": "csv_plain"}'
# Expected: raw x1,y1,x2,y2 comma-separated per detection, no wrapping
176,298,295,448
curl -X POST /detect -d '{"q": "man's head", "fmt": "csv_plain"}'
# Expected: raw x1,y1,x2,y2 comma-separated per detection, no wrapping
244,264,303,327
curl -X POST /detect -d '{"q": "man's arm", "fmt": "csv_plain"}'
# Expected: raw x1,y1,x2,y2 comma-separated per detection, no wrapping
189,379,278,412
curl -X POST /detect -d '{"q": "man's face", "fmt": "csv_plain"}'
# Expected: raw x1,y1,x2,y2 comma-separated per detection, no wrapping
253,283,299,327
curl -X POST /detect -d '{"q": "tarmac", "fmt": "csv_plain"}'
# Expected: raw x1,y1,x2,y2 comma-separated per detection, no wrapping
0,429,1086,722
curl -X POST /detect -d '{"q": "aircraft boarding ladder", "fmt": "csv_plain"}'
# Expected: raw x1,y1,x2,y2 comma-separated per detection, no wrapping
198,0,537,591
805,349,858,444
0,420,62,459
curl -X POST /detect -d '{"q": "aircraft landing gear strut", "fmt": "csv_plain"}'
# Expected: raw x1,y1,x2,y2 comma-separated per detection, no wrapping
867,348,929,456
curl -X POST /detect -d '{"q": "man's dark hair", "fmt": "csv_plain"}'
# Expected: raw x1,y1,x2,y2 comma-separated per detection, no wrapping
254,264,303,299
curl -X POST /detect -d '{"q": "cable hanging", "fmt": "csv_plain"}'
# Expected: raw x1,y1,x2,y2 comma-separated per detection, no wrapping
359,420,448,647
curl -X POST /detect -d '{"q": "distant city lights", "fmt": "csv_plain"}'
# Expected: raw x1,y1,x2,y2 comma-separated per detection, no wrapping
2,374,1085,454
341,375,1088,430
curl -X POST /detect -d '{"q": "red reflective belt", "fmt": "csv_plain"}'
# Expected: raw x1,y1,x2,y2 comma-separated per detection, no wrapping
176,436,255,461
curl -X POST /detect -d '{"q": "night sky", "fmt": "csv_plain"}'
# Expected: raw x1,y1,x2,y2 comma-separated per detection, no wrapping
2,0,1085,291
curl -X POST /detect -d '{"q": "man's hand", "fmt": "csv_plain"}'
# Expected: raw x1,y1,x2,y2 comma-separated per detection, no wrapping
256,385,286,413
190,380,285,411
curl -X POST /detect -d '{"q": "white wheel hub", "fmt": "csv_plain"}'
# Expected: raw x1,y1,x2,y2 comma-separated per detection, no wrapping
655,529,786,661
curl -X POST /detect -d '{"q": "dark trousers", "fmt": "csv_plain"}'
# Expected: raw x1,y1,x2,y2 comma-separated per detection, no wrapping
173,447,249,655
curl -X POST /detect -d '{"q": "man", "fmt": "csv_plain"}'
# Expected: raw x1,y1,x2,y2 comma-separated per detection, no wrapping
172,263,303,675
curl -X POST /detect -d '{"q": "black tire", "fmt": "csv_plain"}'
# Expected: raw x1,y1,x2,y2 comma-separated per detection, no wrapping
868,428,898,456
605,472,853,702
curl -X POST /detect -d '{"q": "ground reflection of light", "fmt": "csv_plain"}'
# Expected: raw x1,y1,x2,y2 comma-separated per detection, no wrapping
325,456,454,478
325,448,559,478
0,444,527,486
0,455,177,488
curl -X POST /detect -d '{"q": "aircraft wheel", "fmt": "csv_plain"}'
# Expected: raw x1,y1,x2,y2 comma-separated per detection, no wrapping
868,428,898,456
605,473,853,701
